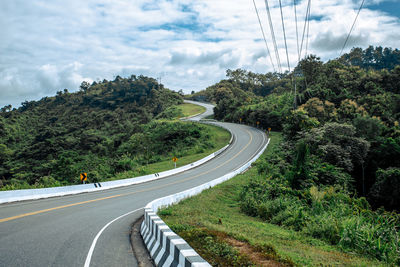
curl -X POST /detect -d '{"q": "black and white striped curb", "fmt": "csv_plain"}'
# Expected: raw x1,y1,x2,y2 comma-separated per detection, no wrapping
140,133,270,267
141,210,210,267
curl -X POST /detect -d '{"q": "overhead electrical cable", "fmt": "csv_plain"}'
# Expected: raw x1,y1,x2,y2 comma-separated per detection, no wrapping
302,0,312,100
278,0,291,72
252,0,276,72
306,2,314,101
340,0,365,56
305,3,311,58
293,0,300,60
295,0,311,108
264,0,282,73
292,0,299,100
306,0,312,58
299,0,311,61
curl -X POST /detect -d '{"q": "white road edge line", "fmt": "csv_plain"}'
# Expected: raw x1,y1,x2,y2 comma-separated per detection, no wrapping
84,207,143,267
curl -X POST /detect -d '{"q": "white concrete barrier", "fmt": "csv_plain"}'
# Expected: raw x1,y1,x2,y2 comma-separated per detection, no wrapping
141,134,270,267
0,125,233,204
141,211,210,267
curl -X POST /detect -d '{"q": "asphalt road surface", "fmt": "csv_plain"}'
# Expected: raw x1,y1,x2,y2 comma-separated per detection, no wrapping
0,102,267,267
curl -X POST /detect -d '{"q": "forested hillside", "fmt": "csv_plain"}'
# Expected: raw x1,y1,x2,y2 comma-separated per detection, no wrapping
0,75,215,190
187,46,400,264
190,46,400,210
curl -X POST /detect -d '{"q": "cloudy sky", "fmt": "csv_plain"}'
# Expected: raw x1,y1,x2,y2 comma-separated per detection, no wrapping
1,0,399,108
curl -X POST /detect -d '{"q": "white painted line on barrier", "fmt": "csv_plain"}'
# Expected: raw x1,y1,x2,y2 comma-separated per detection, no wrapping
141,128,270,267
84,207,143,267
0,123,234,205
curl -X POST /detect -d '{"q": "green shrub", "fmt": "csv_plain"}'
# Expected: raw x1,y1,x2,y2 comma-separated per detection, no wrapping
35,176,62,188
239,171,400,265
173,227,254,267
155,105,183,119
114,154,136,172
370,168,400,211
303,215,341,244
288,142,312,189
339,213,400,264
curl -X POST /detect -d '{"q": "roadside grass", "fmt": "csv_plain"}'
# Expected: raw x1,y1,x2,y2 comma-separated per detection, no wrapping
1,102,225,190
177,103,206,118
111,124,230,180
159,132,384,267
113,102,220,180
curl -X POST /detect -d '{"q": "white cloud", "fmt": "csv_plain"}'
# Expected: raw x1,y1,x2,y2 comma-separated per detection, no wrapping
0,0,399,107
36,62,92,92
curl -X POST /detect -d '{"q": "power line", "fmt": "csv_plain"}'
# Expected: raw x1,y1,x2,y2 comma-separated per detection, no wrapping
264,0,282,73
293,0,300,60
295,0,312,108
292,0,299,101
303,1,312,101
299,0,311,61
340,0,365,56
252,0,276,72
278,0,291,72
305,1,311,58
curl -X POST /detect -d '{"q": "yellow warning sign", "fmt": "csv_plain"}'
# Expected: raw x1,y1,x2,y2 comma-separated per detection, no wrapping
80,173,87,181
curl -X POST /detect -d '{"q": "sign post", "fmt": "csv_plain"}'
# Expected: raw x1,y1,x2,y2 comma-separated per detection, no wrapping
172,157,178,168
80,173,87,184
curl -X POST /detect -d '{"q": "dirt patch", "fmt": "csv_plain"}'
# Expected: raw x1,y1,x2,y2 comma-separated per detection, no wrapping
167,225,293,267
204,229,292,266
225,237,285,267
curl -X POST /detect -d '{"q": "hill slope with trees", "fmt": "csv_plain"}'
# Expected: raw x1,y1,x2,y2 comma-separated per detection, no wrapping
0,75,220,189
189,46,400,211
184,46,400,264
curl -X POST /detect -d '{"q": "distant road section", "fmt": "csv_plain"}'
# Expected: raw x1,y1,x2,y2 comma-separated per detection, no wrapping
0,101,267,267
183,100,214,120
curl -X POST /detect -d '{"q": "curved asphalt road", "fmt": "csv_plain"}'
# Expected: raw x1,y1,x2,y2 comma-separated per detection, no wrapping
0,101,267,267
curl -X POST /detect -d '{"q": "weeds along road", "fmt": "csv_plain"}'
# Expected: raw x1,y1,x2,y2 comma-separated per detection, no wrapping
0,101,267,267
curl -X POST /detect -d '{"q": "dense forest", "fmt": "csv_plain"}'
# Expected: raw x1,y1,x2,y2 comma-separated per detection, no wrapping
0,75,214,189
189,46,400,264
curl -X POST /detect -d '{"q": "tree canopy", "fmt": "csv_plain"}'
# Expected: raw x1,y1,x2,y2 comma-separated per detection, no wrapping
190,46,400,211
0,75,213,189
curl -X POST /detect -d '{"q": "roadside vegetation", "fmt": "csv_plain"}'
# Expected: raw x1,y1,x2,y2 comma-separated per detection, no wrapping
154,102,205,120
160,132,388,266
0,75,229,190
189,46,400,213
165,46,400,265
178,103,206,118
111,124,229,180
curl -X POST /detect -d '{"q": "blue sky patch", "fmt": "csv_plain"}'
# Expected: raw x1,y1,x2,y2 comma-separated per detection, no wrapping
1,0,400,108
309,15,324,22
367,1,400,19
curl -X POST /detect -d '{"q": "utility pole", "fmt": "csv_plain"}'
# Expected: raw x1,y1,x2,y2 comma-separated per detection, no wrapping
293,68,302,110
157,73,164,90
293,82,297,109
157,76,161,90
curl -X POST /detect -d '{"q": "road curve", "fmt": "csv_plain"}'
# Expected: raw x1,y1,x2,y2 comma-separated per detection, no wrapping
0,102,267,267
